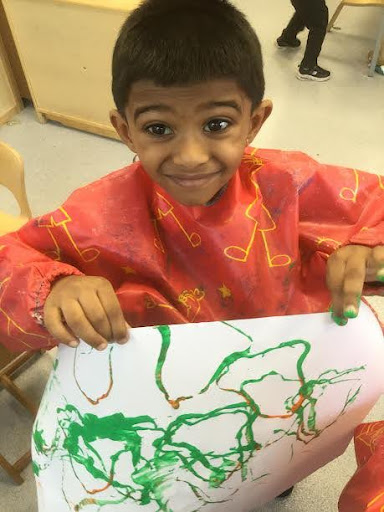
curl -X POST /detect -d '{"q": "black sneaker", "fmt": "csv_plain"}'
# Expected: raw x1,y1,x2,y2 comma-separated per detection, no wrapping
276,36,301,49
277,486,295,498
297,65,331,81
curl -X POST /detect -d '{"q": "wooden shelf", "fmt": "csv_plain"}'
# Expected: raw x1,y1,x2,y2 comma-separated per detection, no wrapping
2,0,140,137
0,30,22,125
54,0,140,12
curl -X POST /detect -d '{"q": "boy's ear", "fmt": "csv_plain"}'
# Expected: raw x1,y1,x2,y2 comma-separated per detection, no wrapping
247,99,273,143
110,110,136,153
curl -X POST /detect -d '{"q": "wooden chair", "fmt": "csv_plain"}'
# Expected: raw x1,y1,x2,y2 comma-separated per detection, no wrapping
0,141,37,484
0,347,40,484
327,0,384,76
0,141,32,236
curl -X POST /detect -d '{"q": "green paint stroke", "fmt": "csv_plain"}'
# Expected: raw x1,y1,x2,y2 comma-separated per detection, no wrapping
155,325,193,409
33,322,365,510
331,313,348,326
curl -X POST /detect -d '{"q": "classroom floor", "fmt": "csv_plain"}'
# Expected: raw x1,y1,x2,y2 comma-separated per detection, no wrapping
0,0,383,511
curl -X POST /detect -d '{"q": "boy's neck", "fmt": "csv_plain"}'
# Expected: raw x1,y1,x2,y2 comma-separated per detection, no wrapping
204,184,229,207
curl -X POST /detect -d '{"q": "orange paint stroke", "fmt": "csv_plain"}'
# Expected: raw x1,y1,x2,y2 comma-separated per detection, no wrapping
0,276,48,349
168,397,191,410
242,147,262,172
316,237,342,250
356,424,384,454
145,296,175,311
260,230,292,268
263,379,306,419
178,288,205,321
224,150,261,262
70,454,113,498
218,284,232,299
368,490,384,509
86,474,113,495
122,266,136,275
38,207,100,262
73,346,114,406
224,224,258,262
225,150,291,267
152,219,166,253
155,194,201,248
222,378,306,421
340,169,359,203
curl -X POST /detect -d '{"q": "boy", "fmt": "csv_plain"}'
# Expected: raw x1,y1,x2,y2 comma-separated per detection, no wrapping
0,0,383,355
277,0,331,81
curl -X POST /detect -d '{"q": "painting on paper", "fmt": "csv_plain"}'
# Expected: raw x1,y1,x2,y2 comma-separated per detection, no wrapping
32,303,384,511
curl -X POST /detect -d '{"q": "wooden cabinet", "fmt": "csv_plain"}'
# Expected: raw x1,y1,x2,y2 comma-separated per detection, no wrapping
0,31,22,125
0,1,30,99
1,0,140,138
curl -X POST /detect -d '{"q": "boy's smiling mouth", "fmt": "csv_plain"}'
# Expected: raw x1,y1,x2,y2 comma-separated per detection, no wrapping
165,170,223,189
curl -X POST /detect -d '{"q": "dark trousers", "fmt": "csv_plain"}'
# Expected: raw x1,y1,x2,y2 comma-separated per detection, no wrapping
281,0,329,68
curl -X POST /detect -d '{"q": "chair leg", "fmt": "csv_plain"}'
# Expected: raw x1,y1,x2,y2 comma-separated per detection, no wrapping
0,453,24,485
0,375,38,416
327,2,345,32
368,12,384,77
0,350,41,485
14,450,32,474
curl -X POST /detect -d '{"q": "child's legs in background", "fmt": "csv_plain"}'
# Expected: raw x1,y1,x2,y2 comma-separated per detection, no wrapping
281,5,306,42
292,0,329,68
379,41,384,65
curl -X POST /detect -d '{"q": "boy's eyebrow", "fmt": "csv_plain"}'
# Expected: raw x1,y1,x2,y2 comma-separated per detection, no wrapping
134,104,172,121
199,100,242,113
133,100,242,121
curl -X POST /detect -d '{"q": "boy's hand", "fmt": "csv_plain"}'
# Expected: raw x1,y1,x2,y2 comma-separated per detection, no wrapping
44,276,129,350
326,245,384,325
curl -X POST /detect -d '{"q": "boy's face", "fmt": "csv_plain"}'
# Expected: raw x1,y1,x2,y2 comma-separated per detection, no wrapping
111,79,272,206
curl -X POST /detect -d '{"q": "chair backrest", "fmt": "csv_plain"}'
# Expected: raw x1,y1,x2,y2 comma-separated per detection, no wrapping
344,0,384,5
0,141,32,218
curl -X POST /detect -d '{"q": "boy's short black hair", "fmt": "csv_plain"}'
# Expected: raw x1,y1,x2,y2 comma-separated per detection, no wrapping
112,0,265,114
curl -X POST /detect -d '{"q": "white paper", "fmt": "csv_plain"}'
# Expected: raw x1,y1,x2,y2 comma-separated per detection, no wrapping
32,303,384,511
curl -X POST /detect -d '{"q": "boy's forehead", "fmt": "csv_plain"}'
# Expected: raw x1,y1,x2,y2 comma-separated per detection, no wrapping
126,79,251,115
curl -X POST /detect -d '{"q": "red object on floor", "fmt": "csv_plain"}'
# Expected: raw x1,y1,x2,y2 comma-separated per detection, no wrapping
339,422,384,512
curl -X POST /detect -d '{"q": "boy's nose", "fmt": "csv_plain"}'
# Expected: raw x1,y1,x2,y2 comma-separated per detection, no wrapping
172,136,210,169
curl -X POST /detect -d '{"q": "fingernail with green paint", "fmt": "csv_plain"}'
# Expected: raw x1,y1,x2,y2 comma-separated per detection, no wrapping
344,306,358,319
378,269,384,282
331,313,348,326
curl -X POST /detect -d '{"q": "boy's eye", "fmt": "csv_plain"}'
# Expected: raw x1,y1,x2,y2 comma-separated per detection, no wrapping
146,124,173,136
204,119,231,133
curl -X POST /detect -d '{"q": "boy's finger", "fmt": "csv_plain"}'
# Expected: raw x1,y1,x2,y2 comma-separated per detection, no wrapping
79,293,113,341
330,293,347,326
372,245,384,282
98,288,129,343
62,301,108,351
326,253,345,317
342,255,366,318
44,306,80,347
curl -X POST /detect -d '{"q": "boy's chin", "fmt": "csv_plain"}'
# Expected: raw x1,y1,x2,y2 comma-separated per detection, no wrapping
165,183,228,207
172,191,220,207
